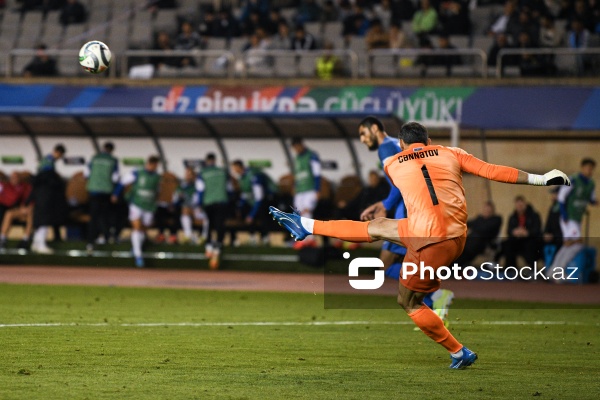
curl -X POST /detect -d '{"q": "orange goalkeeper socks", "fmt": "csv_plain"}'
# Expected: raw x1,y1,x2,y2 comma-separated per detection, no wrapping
313,220,373,243
409,304,463,353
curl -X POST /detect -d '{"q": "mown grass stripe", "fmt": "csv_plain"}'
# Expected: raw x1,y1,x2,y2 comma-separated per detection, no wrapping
0,320,597,328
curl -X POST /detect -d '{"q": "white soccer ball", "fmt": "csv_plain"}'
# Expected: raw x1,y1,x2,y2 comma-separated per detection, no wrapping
78,41,112,74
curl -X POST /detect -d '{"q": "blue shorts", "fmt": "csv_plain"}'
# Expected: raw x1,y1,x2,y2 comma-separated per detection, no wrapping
382,240,406,256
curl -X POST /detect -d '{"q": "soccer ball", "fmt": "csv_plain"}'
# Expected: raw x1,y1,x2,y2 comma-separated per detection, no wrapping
78,41,111,74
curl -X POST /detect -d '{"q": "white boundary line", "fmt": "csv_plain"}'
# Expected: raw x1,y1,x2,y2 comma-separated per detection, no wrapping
0,320,597,328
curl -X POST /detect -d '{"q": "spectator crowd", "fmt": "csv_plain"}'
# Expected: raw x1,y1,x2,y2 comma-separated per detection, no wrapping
12,0,600,77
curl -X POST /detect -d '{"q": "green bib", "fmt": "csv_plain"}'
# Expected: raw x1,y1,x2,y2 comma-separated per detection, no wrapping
86,153,118,194
294,150,317,193
201,166,228,206
566,175,595,222
130,169,161,212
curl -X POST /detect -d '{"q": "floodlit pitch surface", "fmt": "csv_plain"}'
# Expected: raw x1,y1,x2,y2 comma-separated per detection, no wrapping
1,284,599,399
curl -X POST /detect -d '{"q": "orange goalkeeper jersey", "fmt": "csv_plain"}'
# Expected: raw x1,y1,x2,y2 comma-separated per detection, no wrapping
383,143,519,249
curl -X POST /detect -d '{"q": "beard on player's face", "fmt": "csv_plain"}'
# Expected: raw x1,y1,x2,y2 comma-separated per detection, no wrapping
367,140,379,151
366,130,379,151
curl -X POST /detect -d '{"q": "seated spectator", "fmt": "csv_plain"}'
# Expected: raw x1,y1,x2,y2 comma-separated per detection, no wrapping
569,0,595,32
239,0,270,29
59,0,87,26
389,21,413,49
0,172,33,249
212,8,241,39
240,29,274,73
412,0,438,37
542,187,563,264
373,0,393,30
511,10,540,46
454,201,502,267
272,20,292,50
438,0,471,36
566,18,591,76
416,34,461,77
517,31,551,76
488,0,519,37
265,8,286,35
198,7,217,38
0,200,32,250
291,25,317,50
343,5,370,42
315,41,344,79
241,10,267,36
23,44,58,77
150,31,182,70
366,18,390,50
296,0,322,24
320,0,339,23
487,32,516,68
335,170,389,221
501,195,542,268
539,14,563,47
175,20,204,67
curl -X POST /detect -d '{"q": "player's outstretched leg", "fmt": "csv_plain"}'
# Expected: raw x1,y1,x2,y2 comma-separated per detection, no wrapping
269,206,381,243
398,284,477,369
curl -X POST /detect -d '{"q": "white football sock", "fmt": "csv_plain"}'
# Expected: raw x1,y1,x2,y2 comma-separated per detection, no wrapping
33,226,48,247
180,214,193,238
451,349,463,358
430,289,443,302
300,217,315,233
131,230,143,258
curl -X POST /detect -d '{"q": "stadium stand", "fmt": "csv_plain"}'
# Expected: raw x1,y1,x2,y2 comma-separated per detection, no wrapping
2,0,599,78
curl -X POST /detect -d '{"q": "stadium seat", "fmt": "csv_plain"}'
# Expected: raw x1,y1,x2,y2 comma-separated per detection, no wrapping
297,53,317,77
323,21,343,40
158,171,179,205
278,174,294,197
273,53,298,77
304,22,322,41
66,171,90,206
43,17,65,48
108,22,129,53
153,9,178,33
333,175,363,207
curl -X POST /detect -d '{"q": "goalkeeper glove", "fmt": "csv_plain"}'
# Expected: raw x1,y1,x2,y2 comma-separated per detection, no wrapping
528,169,571,186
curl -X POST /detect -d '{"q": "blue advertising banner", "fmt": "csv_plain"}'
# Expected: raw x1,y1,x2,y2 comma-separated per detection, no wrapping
0,84,599,130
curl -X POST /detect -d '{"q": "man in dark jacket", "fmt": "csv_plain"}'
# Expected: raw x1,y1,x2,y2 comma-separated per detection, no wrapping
454,200,502,266
30,144,67,254
502,195,542,267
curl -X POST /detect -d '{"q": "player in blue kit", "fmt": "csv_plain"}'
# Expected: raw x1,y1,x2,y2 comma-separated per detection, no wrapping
357,117,454,325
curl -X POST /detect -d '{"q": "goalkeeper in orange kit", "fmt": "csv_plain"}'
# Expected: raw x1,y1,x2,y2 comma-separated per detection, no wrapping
270,122,571,369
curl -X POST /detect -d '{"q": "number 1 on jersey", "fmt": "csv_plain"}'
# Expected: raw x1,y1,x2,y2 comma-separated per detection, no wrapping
421,165,439,205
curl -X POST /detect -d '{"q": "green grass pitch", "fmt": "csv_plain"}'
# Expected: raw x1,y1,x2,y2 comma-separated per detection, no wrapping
1,284,599,399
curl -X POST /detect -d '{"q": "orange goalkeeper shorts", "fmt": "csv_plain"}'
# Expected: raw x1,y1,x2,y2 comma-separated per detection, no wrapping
397,220,466,293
